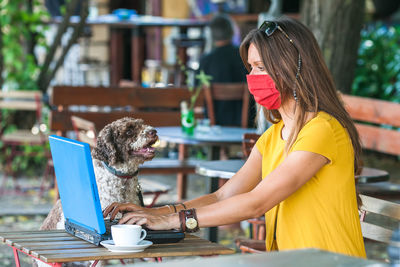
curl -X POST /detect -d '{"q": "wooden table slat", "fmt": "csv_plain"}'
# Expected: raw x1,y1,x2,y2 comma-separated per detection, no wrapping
5,236,78,243
156,239,211,246
0,231,68,242
0,230,65,236
8,239,88,246
12,240,91,250
22,243,98,254
41,243,234,263
31,247,107,258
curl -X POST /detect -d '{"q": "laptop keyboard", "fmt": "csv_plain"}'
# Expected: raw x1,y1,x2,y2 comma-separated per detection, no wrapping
104,219,119,234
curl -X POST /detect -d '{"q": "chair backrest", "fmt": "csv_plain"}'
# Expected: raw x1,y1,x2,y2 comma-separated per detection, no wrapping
204,83,250,128
242,133,261,158
70,116,97,147
50,86,205,135
359,194,400,243
0,90,42,113
341,94,400,156
0,90,43,133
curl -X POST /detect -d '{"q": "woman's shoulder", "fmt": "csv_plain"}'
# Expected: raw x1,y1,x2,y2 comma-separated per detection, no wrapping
257,120,283,144
301,111,343,135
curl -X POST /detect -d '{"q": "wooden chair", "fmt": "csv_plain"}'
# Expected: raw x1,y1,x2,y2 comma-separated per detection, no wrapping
71,115,97,148
242,133,261,158
236,194,400,254
235,133,266,252
204,83,250,128
0,90,50,195
50,86,205,134
359,194,400,244
340,94,400,200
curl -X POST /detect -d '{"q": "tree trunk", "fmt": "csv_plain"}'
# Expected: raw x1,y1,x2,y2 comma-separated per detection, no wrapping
300,0,365,93
37,0,80,92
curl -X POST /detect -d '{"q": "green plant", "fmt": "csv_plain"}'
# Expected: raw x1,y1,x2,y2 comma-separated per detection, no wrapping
0,0,49,90
0,0,50,176
352,23,400,102
178,59,213,110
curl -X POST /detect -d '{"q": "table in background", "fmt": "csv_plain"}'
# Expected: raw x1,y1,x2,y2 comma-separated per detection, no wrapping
128,248,388,267
0,230,234,267
156,126,257,201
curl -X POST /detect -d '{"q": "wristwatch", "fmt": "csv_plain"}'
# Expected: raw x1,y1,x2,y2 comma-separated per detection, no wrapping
179,209,199,233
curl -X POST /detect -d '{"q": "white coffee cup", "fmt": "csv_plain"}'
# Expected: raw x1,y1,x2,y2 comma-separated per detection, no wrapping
111,225,147,246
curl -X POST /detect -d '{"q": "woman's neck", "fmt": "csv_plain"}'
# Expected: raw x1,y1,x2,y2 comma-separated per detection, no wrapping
278,100,316,140
278,100,296,141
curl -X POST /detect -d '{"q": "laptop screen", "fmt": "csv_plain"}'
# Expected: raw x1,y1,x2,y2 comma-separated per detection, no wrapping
49,135,106,235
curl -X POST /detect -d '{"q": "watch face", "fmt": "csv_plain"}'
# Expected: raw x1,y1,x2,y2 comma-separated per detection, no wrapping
186,217,198,229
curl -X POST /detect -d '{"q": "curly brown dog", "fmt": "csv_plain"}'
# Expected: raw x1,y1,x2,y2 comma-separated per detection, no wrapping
37,118,158,266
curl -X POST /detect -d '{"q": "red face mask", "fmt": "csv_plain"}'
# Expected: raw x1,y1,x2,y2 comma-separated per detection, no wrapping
246,74,281,109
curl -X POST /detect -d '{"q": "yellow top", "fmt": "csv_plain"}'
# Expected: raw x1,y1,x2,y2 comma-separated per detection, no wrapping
256,111,366,258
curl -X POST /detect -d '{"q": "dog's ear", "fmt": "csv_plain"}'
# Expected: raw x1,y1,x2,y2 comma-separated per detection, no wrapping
92,124,120,165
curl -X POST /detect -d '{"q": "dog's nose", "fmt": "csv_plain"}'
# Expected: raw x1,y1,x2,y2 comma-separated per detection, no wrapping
147,129,157,137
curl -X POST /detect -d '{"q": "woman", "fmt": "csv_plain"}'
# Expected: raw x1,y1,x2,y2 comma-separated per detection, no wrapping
104,17,366,257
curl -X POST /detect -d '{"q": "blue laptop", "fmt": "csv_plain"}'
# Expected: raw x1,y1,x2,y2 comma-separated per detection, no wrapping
48,135,184,246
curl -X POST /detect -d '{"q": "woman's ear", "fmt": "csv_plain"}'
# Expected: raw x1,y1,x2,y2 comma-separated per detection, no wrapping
92,125,120,165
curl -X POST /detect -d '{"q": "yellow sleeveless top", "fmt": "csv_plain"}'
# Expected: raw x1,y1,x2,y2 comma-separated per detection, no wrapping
255,111,366,257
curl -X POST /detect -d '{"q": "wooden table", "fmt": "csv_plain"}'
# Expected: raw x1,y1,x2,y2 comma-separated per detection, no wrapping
196,159,390,183
129,248,388,267
0,230,234,267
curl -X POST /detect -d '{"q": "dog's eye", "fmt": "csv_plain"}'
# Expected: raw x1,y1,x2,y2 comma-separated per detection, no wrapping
126,130,133,136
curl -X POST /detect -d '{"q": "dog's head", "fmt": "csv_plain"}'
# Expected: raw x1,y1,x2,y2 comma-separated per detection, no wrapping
92,117,158,167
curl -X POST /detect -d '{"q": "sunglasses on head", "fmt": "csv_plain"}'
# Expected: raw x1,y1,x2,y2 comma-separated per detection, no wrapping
259,21,302,80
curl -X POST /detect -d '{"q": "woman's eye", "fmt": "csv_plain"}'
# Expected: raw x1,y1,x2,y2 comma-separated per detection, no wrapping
258,66,265,71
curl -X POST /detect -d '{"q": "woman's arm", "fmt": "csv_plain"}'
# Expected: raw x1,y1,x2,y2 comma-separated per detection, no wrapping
115,149,328,230
195,150,329,227
104,146,263,219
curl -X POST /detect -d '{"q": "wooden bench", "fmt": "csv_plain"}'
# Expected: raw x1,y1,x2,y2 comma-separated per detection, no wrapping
50,86,206,203
50,86,205,135
341,94,400,199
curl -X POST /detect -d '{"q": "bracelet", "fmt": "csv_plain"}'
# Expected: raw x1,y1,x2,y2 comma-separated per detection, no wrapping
172,204,177,213
180,203,187,209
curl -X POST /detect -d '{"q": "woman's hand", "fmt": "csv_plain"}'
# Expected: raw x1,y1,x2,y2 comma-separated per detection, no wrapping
103,202,149,220
117,212,180,230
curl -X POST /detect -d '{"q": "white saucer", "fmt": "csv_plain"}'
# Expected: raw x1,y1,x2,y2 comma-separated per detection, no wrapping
100,240,153,253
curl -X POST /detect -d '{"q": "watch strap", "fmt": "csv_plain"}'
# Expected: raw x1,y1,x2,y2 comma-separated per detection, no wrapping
179,209,186,232
178,208,199,233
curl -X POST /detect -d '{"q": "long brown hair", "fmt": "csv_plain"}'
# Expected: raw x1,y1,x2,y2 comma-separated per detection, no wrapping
239,17,363,176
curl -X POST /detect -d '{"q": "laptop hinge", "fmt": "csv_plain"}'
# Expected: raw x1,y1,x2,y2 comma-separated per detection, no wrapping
65,219,111,246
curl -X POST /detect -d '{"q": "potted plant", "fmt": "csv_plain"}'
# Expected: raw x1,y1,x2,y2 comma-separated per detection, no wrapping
179,60,212,135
